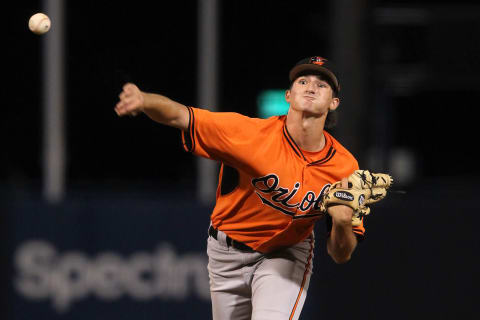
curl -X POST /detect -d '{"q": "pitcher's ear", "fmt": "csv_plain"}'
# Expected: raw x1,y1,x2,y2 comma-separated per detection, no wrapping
329,97,340,111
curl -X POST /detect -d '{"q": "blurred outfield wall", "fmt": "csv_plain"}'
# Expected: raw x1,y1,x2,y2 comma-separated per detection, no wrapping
2,178,478,320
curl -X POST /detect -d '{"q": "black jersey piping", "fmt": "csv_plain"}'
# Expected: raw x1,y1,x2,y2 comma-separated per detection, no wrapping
308,146,336,166
283,125,306,161
184,106,195,152
283,123,337,165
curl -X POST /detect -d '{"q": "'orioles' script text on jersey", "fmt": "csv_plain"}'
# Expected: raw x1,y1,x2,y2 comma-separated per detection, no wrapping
182,107,363,253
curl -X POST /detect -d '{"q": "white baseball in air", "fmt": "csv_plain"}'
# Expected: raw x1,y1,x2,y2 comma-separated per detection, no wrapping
28,13,51,35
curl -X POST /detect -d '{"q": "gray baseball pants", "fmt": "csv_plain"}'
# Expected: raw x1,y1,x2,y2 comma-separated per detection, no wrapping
207,229,314,320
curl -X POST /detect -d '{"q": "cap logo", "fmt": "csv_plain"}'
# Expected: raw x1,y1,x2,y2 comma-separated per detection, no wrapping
310,56,327,66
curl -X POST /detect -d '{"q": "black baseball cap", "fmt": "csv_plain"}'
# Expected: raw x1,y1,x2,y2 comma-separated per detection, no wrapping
289,56,340,94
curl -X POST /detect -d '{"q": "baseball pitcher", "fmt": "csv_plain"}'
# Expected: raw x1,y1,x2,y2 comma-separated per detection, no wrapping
115,56,391,320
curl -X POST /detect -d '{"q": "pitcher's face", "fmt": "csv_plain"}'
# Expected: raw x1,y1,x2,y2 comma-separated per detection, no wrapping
286,75,339,116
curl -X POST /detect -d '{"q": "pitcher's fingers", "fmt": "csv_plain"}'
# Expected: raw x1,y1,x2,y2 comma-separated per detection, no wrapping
115,107,138,117
115,101,136,116
115,100,129,113
122,82,135,91
115,106,127,116
122,83,140,96
117,94,142,112
124,103,141,114
120,94,139,106
119,91,129,100
114,101,124,113
114,105,125,116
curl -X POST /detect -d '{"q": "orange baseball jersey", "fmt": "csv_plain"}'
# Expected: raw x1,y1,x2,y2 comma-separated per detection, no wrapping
182,107,363,253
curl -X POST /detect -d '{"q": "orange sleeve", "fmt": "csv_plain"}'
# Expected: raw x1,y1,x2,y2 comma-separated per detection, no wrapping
181,107,263,169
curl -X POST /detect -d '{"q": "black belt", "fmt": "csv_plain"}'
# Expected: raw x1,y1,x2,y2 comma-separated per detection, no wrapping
208,226,255,252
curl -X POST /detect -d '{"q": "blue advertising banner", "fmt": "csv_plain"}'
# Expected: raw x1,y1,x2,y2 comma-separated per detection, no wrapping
6,189,213,320
3,180,479,320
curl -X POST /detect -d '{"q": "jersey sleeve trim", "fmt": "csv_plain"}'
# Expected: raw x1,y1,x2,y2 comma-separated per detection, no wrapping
353,230,365,242
181,106,195,152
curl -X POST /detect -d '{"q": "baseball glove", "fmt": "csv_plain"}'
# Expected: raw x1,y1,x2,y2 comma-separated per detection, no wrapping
321,170,393,226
